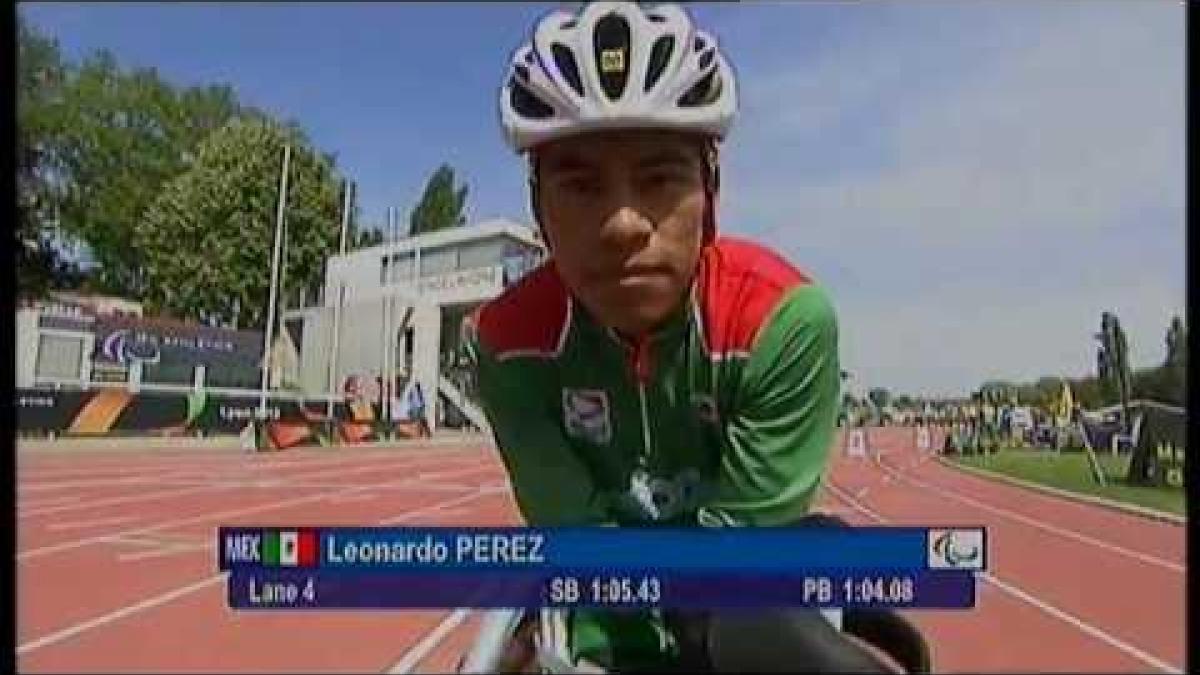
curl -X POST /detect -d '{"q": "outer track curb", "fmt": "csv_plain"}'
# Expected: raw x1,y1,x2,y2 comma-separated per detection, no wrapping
934,454,1186,527
15,432,494,453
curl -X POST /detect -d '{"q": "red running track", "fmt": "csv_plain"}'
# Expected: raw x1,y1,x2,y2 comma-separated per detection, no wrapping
818,427,1184,673
17,442,520,673
17,431,1186,672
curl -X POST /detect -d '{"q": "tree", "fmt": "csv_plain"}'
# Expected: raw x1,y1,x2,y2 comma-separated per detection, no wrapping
408,164,469,236
1165,316,1186,372
1093,312,1132,430
1031,376,1064,411
136,119,342,329
16,16,82,298
1130,366,1176,405
1163,316,1186,403
44,45,248,297
1070,376,1107,411
978,380,1017,405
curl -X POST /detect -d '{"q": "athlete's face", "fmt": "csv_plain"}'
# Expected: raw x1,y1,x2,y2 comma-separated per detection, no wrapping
534,129,709,337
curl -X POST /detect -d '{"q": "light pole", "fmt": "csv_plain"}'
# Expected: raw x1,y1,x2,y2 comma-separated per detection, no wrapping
258,144,291,420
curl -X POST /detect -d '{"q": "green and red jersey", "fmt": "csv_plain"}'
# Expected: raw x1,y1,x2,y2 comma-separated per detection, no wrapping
471,236,841,528
468,235,842,668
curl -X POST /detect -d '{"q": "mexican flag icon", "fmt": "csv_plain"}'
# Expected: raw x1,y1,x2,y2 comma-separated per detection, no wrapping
263,529,318,566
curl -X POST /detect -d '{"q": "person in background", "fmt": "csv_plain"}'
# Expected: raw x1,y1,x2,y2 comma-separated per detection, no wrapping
407,379,430,438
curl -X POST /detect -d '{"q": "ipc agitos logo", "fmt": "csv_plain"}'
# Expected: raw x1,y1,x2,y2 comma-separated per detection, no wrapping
100,329,161,365
928,528,985,569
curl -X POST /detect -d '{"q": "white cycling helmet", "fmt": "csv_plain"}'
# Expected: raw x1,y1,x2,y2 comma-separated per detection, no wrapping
500,1,737,153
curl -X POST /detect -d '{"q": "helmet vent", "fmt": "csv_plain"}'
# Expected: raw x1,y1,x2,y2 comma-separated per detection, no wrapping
594,13,631,101
500,5,738,153
551,43,585,97
645,35,675,92
677,68,721,108
509,77,555,119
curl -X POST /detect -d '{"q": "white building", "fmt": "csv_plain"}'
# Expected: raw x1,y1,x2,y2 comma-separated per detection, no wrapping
46,291,144,317
281,218,545,432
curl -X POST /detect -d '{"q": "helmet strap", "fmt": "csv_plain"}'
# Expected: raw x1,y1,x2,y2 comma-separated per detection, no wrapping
702,142,720,246
528,155,548,243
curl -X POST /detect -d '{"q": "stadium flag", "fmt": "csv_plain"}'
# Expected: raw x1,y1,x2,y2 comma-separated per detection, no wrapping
263,530,318,566
1056,380,1074,427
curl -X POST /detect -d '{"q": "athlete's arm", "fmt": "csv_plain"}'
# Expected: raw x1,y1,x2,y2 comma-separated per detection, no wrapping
697,283,841,527
471,341,613,526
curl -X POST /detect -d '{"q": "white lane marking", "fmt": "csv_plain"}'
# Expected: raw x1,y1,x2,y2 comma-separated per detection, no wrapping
19,495,83,509
47,515,138,532
117,543,214,562
822,481,1182,674
17,489,500,655
385,608,473,673
326,492,379,503
823,482,888,521
16,574,228,655
19,474,187,493
16,444,482,478
19,450,439,496
31,478,490,495
17,447,483,495
104,531,206,547
979,573,1181,674
23,458,501,559
18,469,475,560
20,455,491,519
378,486,507,525
20,485,225,519
873,454,1184,573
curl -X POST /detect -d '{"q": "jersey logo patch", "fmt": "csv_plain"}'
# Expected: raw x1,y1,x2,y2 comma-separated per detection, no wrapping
562,389,612,445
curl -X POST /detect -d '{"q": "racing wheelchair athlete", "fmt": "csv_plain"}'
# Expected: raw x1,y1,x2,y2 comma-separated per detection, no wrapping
459,2,934,672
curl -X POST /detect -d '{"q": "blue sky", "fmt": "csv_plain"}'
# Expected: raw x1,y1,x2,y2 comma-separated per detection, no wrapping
22,1,1185,397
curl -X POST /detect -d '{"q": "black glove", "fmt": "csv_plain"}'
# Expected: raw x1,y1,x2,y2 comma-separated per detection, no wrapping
705,609,906,673
662,609,714,673
842,607,932,674
662,513,932,673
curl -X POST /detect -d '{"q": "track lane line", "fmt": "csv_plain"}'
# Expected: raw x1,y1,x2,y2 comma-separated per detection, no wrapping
18,452,479,517
385,609,473,674
822,480,1182,674
20,463,499,559
872,451,1183,573
18,485,500,656
17,575,229,655
21,455,496,520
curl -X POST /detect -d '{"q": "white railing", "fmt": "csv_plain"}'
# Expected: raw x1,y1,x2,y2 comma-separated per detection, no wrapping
437,374,490,433
31,376,345,405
